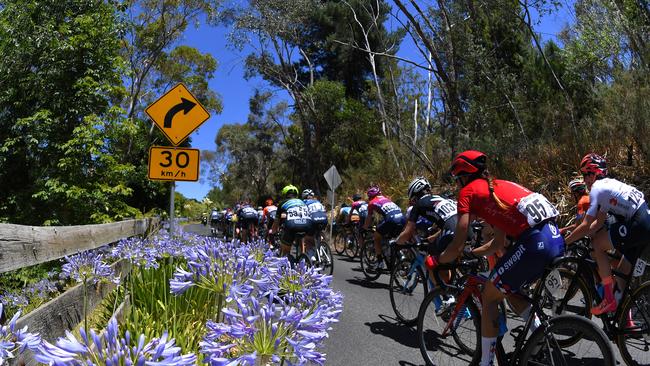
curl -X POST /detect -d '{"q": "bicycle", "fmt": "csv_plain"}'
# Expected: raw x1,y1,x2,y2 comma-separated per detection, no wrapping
389,223,486,326
359,227,402,281
541,237,650,365
417,256,616,366
305,229,334,276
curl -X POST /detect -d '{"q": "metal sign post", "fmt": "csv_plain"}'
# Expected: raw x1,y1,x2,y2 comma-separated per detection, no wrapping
169,181,175,234
323,165,342,243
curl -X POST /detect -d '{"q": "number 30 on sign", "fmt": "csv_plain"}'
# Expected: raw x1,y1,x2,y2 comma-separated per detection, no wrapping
148,146,200,182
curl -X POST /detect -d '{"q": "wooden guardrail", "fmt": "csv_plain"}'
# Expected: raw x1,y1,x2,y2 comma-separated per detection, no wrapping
1,218,160,365
0,218,158,273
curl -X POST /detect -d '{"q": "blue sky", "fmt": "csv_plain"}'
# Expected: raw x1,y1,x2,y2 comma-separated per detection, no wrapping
175,2,574,200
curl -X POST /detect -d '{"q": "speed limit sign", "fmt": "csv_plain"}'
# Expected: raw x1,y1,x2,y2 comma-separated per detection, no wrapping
148,146,200,182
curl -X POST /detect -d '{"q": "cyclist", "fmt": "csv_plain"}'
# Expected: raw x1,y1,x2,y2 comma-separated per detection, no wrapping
349,193,369,246
395,177,460,281
565,153,650,315
362,185,406,269
271,185,315,257
263,199,278,246
302,189,329,234
560,177,590,235
237,200,259,243
435,150,564,366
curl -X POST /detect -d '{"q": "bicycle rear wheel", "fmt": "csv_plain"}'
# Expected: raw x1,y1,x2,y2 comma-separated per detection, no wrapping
345,235,359,259
616,280,650,366
520,314,615,366
389,256,428,325
417,287,480,366
360,239,381,281
334,232,346,255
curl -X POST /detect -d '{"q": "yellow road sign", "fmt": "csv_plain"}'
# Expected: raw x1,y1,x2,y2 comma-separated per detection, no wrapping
145,83,210,146
148,146,200,182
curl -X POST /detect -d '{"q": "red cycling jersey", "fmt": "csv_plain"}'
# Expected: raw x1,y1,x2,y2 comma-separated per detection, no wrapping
457,179,531,238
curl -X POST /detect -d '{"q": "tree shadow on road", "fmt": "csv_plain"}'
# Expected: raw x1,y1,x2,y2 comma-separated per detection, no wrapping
365,314,420,349
346,277,390,290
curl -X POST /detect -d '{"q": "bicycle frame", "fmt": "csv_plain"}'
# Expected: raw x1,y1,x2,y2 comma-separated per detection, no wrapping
434,262,558,365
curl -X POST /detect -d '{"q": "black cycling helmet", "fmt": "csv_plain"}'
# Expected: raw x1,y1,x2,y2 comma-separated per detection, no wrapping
352,193,362,201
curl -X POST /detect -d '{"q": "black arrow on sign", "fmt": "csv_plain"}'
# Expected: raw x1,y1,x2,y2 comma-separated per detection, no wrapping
164,98,196,128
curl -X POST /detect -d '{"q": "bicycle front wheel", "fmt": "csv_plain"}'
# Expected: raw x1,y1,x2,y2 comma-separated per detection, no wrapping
318,242,334,276
389,257,428,325
417,287,480,366
520,314,615,366
616,280,650,366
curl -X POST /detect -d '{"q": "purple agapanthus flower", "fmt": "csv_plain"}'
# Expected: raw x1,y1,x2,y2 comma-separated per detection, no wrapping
24,279,58,299
61,251,119,285
34,318,196,366
200,291,341,366
0,292,28,310
0,304,42,364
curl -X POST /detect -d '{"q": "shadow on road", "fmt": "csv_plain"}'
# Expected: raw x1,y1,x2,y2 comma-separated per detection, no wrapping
335,256,357,263
398,361,424,366
365,314,420,349
346,278,390,290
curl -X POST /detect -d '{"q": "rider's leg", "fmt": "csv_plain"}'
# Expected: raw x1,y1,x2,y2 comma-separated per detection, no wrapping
480,282,504,366
373,231,383,257
591,228,618,314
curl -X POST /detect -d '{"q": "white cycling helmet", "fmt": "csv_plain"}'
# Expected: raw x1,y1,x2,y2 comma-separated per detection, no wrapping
302,189,315,199
407,177,431,199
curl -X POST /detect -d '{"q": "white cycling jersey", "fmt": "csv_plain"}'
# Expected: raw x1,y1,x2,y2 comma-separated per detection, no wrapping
587,178,645,220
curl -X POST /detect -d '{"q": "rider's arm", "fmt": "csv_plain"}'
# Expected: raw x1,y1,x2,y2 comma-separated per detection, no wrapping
362,206,373,230
564,212,602,244
471,228,506,257
395,220,416,245
425,228,441,243
439,212,470,263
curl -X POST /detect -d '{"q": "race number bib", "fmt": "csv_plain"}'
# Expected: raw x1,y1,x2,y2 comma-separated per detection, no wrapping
544,268,563,296
381,202,400,215
307,201,325,214
287,206,310,223
634,258,648,278
517,193,559,227
435,200,457,222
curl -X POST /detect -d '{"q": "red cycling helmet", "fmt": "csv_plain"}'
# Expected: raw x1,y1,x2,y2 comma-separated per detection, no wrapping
265,198,274,206
449,150,487,178
580,153,607,177
367,185,381,199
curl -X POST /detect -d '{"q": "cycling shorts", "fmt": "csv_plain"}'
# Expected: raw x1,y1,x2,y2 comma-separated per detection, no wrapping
281,221,315,245
240,213,258,227
608,202,650,263
377,217,405,238
429,216,458,256
489,221,564,294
